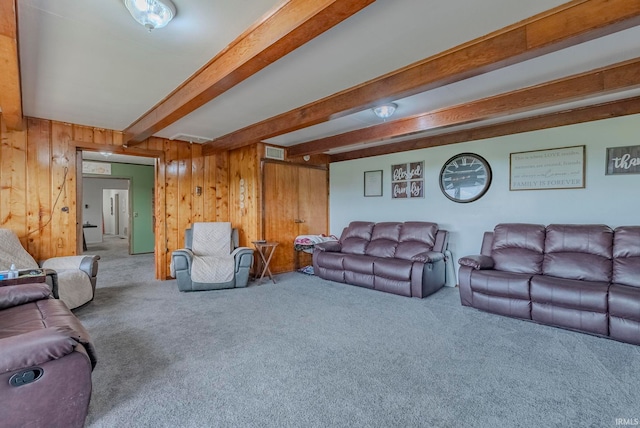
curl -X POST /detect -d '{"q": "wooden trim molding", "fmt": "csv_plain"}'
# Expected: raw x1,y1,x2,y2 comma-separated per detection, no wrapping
329,96,640,162
123,0,376,146
289,58,640,156
0,0,23,131
203,0,640,154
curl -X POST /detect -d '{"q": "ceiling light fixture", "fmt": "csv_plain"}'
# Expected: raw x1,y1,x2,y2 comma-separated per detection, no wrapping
123,0,176,32
372,103,398,120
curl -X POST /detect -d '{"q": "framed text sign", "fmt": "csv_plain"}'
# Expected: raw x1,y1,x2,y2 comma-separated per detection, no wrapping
606,145,640,175
82,161,112,175
509,145,585,191
364,170,383,197
391,161,424,199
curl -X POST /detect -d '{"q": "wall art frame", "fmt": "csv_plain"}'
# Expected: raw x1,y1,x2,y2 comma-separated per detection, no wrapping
510,145,585,191
364,170,383,197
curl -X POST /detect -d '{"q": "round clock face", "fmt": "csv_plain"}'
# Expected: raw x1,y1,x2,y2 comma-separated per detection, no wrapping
439,153,492,203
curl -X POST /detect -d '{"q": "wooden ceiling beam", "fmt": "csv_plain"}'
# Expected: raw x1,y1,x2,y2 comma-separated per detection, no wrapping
203,0,640,154
123,0,376,146
0,0,23,131
329,96,640,163
288,58,640,157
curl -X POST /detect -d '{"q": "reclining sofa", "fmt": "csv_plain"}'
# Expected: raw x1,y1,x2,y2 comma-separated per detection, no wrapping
458,223,640,345
313,221,448,298
0,282,97,427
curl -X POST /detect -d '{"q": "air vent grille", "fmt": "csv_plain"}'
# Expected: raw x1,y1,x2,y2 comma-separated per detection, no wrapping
265,146,285,160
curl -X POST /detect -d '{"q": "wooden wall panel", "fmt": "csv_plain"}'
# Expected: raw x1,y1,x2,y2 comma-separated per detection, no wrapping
0,117,27,236
177,142,192,246
50,122,76,257
191,143,205,223
164,138,180,272
228,144,260,247
0,116,229,280
25,118,52,257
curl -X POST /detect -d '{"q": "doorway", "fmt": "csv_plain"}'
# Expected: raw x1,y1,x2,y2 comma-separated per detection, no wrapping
83,177,131,253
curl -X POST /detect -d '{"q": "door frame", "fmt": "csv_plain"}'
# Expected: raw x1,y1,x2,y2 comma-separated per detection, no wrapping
74,142,167,279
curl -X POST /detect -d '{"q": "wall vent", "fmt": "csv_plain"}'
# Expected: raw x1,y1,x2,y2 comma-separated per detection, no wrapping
169,134,211,144
265,146,285,160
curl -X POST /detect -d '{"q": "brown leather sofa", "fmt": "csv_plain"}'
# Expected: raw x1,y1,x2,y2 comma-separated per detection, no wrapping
458,223,640,345
0,282,97,427
313,221,448,298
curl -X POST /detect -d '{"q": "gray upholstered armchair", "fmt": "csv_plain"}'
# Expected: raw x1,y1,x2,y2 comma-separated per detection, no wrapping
170,222,254,292
0,228,100,310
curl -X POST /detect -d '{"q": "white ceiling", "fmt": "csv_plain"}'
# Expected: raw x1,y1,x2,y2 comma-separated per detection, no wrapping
16,0,640,158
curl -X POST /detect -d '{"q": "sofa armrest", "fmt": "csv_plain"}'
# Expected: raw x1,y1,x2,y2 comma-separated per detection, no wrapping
314,241,342,252
42,268,59,299
41,255,100,278
0,283,53,310
0,327,83,373
411,251,445,263
170,249,193,278
232,247,254,271
458,255,495,270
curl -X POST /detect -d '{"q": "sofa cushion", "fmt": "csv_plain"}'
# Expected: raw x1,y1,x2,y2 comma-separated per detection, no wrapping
469,270,532,300
343,254,374,275
530,275,609,312
340,222,374,255
608,283,640,345
609,283,640,322
491,223,545,274
395,222,437,260
314,251,344,270
374,277,411,297
365,222,401,258
612,226,640,288
542,224,613,282
373,257,413,281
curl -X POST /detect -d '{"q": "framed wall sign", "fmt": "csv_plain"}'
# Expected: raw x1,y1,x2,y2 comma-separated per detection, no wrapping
391,161,424,199
82,161,111,175
510,145,585,191
606,145,640,175
364,170,383,197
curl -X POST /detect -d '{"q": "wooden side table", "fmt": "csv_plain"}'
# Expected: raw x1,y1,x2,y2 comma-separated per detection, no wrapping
252,241,279,284
0,268,47,286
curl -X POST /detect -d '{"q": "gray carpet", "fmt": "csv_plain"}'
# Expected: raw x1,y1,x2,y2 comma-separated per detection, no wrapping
78,237,640,427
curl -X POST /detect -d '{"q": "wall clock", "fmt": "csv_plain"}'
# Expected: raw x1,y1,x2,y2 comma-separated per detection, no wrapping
439,153,492,203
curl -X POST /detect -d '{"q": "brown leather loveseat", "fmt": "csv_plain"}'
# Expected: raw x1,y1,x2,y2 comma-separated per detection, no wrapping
313,221,449,298
458,223,640,345
0,282,97,427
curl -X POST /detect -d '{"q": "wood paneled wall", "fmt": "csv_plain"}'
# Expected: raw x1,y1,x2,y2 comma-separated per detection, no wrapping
228,144,261,247
0,116,229,279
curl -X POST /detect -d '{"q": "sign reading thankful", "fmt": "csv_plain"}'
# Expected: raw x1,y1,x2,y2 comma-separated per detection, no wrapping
606,145,640,175
391,161,424,199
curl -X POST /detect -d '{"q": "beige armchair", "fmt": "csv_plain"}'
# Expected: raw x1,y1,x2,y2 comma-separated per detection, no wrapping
170,222,254,292
0,229,99,310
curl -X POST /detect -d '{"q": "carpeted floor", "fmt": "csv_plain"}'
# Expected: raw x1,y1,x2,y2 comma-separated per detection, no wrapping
78,237,640,428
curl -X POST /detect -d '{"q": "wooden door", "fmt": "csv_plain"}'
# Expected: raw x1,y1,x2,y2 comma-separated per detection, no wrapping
263,162,298,273
297,167,328,268
263,162,328,274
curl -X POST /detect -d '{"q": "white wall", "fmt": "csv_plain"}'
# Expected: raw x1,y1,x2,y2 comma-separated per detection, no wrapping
82,178,129,243
329,114,640,284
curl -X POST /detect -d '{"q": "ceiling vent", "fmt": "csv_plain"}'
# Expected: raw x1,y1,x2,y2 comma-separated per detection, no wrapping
265,146,285,160
169,134,211,144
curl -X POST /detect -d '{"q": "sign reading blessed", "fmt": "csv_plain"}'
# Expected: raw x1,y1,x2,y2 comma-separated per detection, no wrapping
606,145,640,175
391,161,424,198
510,145,585,191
